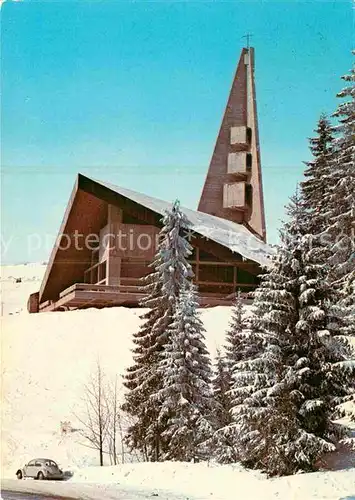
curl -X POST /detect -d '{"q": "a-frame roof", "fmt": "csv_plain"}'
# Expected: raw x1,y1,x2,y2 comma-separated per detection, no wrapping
39,174,272,303
97,176,272,265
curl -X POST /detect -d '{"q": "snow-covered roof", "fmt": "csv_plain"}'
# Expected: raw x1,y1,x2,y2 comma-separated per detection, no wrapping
93,177,273,267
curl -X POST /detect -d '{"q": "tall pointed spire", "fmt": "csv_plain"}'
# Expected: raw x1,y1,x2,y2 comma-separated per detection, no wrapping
198,47,266,242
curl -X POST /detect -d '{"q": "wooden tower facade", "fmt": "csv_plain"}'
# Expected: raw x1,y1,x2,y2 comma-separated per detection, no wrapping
198,47,266,242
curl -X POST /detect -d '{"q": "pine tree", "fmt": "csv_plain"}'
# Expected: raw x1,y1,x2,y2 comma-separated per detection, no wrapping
231,237,295,473
298,71,354,338
301,114,335,234
324,58,355,287
210,292,263,464
297,58,355,436
231,194,354,476
225,291,249,369
299,114,351,338
122,200,193,461
318,56,355,422
154,285,214,461
340,269,355,337
212,349,232,430
209,350,237,463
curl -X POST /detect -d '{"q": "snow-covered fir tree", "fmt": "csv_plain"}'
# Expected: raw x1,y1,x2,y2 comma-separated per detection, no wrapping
299,112,351,339
210,292,260,463
333,268,355,422
327,59,355,341
212,349,232,430
209,349,237,463
154,285,214,461
339,269,355,338
301,114,335,234
324,57,355,288
230,246,294,473
298,72,354,340
211,291,259,463
122,200,194,461
231,194,354,476
225,291,249,369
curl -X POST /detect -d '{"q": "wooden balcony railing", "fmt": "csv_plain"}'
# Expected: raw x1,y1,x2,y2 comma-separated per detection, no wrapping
39,278,256,312
59,282,142,299
58,279,256,302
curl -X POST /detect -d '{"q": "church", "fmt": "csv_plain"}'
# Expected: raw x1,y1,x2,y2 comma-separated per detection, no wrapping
28,47,272,313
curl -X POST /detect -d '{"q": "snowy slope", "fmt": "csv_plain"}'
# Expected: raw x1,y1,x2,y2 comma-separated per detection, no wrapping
1,264,235,475
0,263,46,316
1,263,354,500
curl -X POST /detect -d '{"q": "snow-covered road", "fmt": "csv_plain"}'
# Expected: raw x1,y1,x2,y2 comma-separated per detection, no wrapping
1,490,73,500
1,480,197,500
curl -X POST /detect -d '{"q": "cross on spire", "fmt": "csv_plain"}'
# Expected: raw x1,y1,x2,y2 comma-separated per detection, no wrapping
242,33,253,49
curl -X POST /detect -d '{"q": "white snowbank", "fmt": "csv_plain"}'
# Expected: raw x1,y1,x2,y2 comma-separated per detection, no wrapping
2,462,355,500
70,461,355,499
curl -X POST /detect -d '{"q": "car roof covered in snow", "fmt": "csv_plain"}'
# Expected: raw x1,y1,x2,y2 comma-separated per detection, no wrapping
30,458,56,462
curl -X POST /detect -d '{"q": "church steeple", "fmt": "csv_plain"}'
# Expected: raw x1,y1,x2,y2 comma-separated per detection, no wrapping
198,47,266,242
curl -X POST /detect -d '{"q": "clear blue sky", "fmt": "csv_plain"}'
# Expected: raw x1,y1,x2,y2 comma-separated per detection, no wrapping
1,0,353,264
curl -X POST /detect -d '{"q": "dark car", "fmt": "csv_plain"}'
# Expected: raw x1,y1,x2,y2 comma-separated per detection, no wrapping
16,458,64,480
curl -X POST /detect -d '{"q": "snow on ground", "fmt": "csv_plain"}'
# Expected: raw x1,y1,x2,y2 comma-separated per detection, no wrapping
1,264,354,500
70,461,355,500
1,264,236,476
0,263,46,316
2,463,355,500
1,477,191,500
